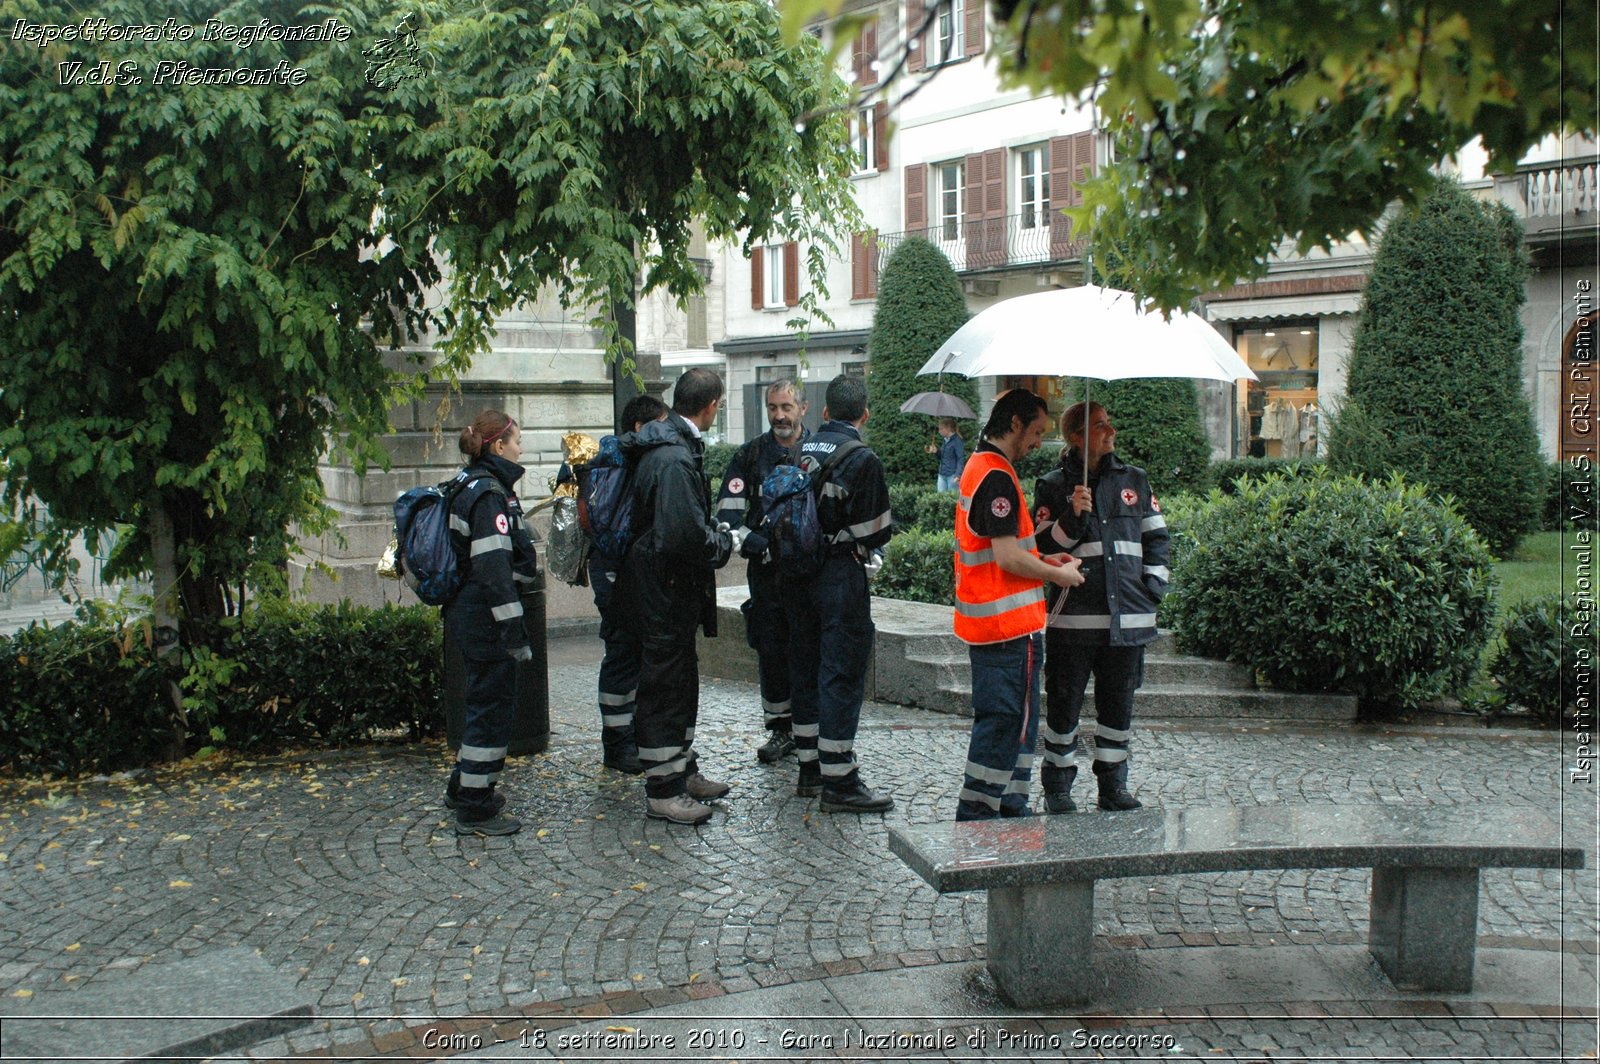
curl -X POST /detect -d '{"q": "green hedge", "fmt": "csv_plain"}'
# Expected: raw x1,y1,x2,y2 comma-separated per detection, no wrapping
1165,469,1498,711
1543,458,1599,532
195,600,442,751
876,528,956,605
0,602,177,777
1488,595,1591,723
0,600,444,777
1207,457,1322,494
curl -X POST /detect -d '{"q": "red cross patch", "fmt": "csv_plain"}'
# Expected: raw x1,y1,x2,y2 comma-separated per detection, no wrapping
1120,488,1138,507
495,513,510,535
1150,493,1161,513
727,477,745,495
990,496,1012,519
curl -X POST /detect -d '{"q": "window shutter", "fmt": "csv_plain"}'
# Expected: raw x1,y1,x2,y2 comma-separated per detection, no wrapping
964,152,984,266
874,101,890,171
964,0,985,58
751,247,765,309
783,241,800,307
974,147,1005,268
1048,134,1081,259
851,232,868,300
859,19,879,88
865,230,880,297
904,162,927,235
906,0,925,73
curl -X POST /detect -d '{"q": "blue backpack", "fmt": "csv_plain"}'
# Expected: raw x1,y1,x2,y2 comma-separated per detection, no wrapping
758,440,863,578
393,472,502,606
579,435,635,559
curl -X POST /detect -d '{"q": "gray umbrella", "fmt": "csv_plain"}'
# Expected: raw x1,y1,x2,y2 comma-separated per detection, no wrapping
900,390,978,420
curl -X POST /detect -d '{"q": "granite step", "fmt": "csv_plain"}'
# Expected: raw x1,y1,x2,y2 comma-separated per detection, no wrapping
0,948,315,1063
699,588,1358,723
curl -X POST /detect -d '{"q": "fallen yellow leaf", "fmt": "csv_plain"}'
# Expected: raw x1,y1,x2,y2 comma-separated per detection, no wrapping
607,1025,638,1033
168,880,191,889
357,956,370,966
64,943,80,952
392,977,408,987
11,989,31,999
630,882,647,891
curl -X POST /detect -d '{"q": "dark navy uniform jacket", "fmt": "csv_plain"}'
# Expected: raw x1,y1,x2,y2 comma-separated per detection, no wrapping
798,420,893,558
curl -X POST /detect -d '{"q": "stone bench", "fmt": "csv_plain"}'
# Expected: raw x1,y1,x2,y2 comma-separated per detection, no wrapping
889,805,1584,1007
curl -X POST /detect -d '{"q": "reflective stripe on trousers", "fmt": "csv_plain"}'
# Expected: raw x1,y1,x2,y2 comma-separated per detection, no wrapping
957,630,1043,821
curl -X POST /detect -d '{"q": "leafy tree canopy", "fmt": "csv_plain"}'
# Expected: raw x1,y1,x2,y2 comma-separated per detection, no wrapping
0,0,857,628
786,0,1596,312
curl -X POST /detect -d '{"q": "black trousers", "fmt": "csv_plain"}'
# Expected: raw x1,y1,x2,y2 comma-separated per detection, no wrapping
633,595,703,799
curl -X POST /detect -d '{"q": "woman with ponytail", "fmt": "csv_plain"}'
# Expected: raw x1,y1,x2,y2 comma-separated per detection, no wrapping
443,410,539,836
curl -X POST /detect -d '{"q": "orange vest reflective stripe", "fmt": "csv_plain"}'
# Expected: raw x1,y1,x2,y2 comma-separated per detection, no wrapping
953,450,1046,645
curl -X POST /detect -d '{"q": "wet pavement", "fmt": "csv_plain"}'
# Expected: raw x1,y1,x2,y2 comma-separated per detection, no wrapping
0,635,1594,1062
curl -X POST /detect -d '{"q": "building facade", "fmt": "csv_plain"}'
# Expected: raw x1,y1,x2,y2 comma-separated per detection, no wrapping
711,1,1598,466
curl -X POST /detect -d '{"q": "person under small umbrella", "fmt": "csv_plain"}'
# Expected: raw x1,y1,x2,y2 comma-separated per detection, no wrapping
927,417,965,492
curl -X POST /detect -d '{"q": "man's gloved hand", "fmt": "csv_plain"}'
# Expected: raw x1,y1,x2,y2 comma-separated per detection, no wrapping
863,549,884,578
715,520,746,554
740,529,770,559
509,645,533,663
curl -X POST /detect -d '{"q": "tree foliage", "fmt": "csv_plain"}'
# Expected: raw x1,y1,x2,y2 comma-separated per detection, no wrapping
0,0,858,632
787,0,1597,312
1325,180,1541,555
862,238,977,483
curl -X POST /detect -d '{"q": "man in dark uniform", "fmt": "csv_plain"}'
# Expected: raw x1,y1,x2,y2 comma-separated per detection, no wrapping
587,394,668,774
787,374,896,813
716,378,810,765
619,369,736,825
1033,401,1170,813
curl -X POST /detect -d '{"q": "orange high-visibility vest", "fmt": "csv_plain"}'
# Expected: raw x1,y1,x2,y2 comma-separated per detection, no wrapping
953,449,1047,645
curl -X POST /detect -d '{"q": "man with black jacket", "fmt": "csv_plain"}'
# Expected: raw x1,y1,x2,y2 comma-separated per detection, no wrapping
618,369,736,825
715,378,809,765
1032,401,1170,813
788,375,896,813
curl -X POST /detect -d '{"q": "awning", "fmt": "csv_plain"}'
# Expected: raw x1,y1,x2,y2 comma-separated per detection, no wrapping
1204,292,1363,323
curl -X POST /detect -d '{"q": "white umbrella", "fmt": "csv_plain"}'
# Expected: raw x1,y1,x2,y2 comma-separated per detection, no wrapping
917,285,1257,493
917,285,1254,383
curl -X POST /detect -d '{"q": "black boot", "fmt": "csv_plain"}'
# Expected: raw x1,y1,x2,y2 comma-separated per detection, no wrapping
1095,762,1141,811
1042,765,1078,814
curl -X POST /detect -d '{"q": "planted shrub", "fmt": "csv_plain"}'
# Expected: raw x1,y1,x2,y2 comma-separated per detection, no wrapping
1326,180,1542,555
1543,458,1599,532
1090,379,1212,495
198,600,443,750
1165,469,1498,711
702,442,738,485
864,239,979,483
877,528,956,605
0,599,444,776
1208,457,1321,494
0,603,176,776
1489,595,1591,723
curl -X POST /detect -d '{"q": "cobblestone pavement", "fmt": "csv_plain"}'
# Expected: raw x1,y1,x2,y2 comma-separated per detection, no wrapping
0,636,1594,1061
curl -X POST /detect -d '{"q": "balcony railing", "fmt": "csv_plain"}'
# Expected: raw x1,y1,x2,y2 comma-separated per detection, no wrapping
1483,154,1599,237
872,211,1089,275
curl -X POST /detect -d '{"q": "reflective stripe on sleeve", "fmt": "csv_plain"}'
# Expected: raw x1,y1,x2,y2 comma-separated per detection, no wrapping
1141,515,1167,532
471,534,512,556
491,601,524,622
1144,565,1170,582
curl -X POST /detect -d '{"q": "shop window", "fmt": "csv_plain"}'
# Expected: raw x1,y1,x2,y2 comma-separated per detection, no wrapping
1233,323,1320,458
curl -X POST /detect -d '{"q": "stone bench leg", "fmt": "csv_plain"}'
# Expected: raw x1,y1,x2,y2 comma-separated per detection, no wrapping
986,879,1095,1006
1368,865,1480,991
